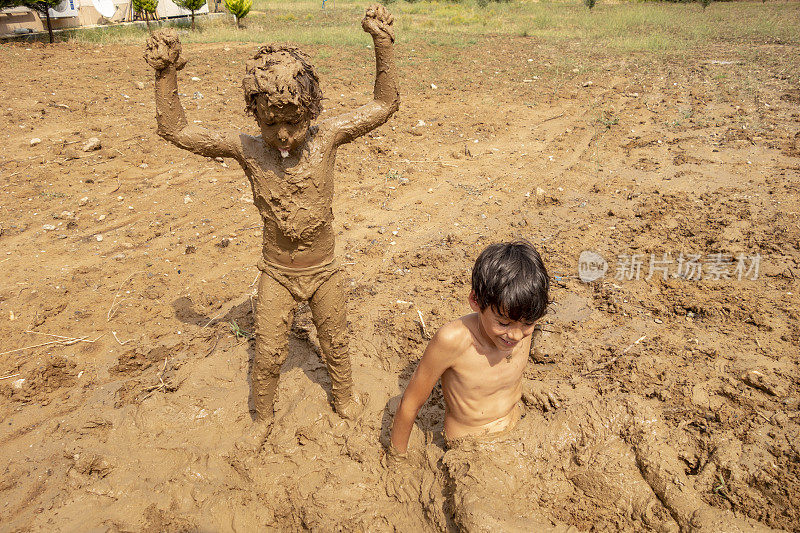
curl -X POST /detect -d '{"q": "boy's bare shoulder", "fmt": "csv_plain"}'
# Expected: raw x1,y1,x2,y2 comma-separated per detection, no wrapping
428,315,476,359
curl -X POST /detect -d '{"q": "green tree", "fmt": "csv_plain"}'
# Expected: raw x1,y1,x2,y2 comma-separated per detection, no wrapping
132,0,158,29
1,0,62,43
224,0,250,28
175,0,205,30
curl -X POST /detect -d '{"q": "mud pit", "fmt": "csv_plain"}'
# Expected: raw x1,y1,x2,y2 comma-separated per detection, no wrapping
1,35,799,531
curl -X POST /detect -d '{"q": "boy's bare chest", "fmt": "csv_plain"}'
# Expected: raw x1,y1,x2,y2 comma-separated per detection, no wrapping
448,345,528,395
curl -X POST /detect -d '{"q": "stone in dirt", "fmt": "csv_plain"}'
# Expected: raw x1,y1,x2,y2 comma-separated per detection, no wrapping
82,137,101,152
741,369,787,397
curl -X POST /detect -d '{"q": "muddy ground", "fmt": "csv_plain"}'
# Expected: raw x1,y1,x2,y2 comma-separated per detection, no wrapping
0,30,799,532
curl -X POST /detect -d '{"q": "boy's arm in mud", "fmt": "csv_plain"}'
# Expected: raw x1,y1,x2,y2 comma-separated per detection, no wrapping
389,323,463,454
323,4,400,147
145,29,244,161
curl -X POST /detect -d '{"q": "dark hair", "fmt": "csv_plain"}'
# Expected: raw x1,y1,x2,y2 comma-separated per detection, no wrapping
471,241,549,322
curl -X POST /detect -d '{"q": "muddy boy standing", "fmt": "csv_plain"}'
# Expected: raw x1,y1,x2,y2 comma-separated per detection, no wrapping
144,4,399,449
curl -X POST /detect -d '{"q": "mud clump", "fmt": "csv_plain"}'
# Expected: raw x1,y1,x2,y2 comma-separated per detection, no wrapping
111,343,185,406
3,356,76,403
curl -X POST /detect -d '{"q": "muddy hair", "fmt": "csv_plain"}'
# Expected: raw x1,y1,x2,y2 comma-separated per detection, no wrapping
471,241,549,323
242,44,323,119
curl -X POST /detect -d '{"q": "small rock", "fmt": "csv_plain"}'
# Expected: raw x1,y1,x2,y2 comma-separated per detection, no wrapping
193,92,203,100
97,214,106,221
95,234,103,242
191,76,201,82
654,318,663,324
772,411,788,428
139,163,149,169
56,211,75,220
430,84,437,89
185,245,196,254
78,196,89,206
216,238,230,248
416,120,426,127
136,81,145,90
30,138,41,146
741,369,787,397
43,224,56,231
82,137,101,152
184,195,193,204
582,81,593,87
12,378,25,389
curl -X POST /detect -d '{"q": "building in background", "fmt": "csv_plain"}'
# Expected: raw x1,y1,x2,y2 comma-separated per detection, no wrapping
0,0,213,36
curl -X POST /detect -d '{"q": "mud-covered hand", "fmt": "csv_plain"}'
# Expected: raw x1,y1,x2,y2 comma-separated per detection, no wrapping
144,28,188,71
523,381,562,412
383,444,424,503
362,3,395,43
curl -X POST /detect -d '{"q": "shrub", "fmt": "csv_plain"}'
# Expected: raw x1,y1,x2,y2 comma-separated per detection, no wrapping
224,0,250,28
132,0,158,28
175,0,206,30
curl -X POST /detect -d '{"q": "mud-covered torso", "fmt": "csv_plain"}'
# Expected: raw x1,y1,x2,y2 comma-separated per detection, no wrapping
238,126,337,266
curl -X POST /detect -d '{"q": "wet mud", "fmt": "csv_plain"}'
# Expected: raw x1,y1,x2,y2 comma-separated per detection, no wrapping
1,32,799,532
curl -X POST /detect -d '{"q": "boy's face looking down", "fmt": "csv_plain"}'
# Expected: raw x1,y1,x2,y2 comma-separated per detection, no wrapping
255,97,311,157
469,290,537,352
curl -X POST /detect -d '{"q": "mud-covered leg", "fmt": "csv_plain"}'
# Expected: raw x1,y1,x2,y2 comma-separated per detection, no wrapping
237,272,296,452
309,271,361,418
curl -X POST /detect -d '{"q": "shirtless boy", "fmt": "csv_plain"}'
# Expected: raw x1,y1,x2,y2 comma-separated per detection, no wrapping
389,242,772,532
390,241,548,453
144,4,399,448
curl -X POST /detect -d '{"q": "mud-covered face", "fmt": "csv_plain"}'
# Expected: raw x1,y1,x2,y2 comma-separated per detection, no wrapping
255,98,311,157
469,291,536,352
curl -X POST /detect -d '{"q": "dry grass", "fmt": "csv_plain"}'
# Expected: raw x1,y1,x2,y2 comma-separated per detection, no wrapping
65,0,800,53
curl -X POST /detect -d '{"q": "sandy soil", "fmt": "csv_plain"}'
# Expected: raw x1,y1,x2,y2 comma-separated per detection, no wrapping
0,33,798,531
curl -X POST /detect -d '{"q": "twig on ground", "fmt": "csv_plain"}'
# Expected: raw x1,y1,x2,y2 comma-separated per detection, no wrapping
540,112,564,123
205,333,221,357
201,311,225,330
112,331,131,345
107,270,145,321
416,307,430,339
0,336,91,357
0,373,21,380
623,335,647,354
403,160,459,167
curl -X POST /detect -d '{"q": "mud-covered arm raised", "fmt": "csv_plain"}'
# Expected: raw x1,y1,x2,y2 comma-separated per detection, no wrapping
325,4,400,147
145,29,243,161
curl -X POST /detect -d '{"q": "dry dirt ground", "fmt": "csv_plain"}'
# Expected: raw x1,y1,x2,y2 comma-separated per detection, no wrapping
0,31,799,531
